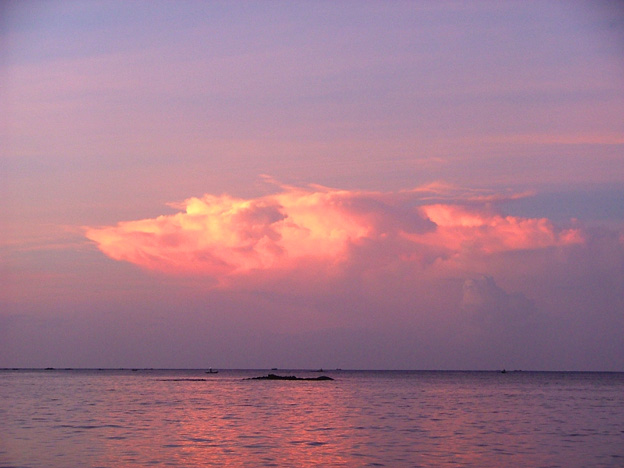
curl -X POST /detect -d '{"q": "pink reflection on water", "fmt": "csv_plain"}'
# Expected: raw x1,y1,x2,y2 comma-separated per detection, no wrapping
95,374,355,467
3,370,623,467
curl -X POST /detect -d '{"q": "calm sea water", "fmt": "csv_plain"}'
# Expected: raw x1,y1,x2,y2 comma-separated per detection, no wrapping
1,369,623,467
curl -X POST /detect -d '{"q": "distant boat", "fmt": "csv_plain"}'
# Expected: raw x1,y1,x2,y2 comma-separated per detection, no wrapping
206,368,218,374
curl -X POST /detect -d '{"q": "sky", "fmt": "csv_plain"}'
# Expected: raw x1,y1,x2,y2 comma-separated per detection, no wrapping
1,1,623,370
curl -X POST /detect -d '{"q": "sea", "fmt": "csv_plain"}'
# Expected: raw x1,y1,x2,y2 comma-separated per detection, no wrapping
1,369,623,467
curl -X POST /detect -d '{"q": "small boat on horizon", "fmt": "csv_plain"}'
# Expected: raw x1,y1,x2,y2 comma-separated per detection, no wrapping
206,368,218,374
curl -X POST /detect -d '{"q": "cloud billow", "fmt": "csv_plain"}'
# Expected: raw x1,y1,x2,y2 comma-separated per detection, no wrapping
85,183,582,285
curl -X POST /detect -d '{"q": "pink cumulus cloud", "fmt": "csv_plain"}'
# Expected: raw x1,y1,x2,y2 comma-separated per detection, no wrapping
85,183,582,286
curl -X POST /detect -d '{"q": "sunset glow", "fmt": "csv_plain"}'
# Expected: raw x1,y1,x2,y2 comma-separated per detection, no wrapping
418,204,582,254
86,184,585,284
86,187,375,277
2,1,622,371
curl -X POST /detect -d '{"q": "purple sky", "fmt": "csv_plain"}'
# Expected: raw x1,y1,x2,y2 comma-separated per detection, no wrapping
2,1,623,370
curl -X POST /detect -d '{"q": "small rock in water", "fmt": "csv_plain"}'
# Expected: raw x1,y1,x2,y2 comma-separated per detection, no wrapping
246,373,334,381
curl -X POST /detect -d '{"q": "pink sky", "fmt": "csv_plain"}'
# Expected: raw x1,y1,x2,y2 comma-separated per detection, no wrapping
1,1,623,370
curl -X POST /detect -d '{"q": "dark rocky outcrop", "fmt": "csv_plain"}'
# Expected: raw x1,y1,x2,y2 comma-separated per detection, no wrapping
246,373,334,381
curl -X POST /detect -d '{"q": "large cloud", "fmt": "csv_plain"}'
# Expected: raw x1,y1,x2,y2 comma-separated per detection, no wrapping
1,181,616,370
85,183,581,285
